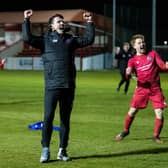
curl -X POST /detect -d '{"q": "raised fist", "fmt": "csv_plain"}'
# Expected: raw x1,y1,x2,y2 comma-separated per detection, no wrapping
83,12,93,22
24,9,33,19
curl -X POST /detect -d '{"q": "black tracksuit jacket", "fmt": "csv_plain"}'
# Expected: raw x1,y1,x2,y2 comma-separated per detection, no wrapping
22,19,95,89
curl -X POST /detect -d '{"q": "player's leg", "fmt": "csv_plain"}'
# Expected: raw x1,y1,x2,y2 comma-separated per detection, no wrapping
117,73,125,91
57,88,75,161
40,89,58,163
153,108,164,144
124,78,130,94
115,87,148,141
151,87,167,144
115,107,138,141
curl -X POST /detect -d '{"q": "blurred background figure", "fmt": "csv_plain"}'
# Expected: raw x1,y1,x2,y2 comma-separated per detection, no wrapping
0,57,6,70
115,42,133,94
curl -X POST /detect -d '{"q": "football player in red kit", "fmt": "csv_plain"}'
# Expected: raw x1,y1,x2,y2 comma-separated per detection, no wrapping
115,34,168,144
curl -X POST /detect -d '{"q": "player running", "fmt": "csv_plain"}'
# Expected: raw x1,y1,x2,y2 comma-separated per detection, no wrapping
115,34,168,144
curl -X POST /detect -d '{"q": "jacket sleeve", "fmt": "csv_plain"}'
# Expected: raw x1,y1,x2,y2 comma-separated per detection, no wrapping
74,22,95,48
22,18,44,51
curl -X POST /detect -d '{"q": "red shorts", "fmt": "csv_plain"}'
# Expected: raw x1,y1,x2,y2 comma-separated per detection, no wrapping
130,86,167,109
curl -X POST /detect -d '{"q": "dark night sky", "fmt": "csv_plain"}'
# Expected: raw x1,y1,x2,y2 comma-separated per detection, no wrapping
0,0,108,14
0,0,152,15
0,0,167,44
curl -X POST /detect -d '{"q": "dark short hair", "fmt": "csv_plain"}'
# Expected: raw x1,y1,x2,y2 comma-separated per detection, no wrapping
48,14,64,25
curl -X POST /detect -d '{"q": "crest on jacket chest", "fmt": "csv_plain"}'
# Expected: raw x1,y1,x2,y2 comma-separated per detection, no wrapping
52,39,58,43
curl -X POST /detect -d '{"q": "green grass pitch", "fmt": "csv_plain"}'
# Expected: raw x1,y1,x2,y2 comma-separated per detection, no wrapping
0,70,168,168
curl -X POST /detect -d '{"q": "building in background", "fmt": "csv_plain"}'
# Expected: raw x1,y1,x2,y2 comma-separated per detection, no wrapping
0,1,167,70
0,9,114,70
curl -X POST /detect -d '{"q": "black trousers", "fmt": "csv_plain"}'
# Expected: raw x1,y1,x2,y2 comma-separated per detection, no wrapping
41,88,75,148
118,73,130,93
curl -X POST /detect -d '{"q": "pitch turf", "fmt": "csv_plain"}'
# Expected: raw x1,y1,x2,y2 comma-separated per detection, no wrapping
0,70,168,168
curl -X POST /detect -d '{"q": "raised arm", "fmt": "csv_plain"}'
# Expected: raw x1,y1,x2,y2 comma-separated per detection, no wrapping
74,11,95,48
22,9,44,50
155,51,168,71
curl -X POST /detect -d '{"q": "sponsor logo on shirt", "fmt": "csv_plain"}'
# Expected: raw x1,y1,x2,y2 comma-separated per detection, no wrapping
147,55,153,61
137,63,152,71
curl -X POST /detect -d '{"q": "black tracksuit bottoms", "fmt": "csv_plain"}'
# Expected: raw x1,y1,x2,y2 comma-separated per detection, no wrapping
41,88,75,149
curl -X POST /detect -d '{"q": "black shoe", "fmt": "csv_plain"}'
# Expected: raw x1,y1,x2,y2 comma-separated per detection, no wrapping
115,131,129,141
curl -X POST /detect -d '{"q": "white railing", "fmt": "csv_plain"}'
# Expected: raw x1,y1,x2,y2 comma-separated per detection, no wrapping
0,39,23,58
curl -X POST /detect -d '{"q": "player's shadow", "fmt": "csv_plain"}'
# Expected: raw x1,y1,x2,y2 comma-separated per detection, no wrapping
71,147,168,160
128,136,168,141
47,146,168,163
47,136,168,163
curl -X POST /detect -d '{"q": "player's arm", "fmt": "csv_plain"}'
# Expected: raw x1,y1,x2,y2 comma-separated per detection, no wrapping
22,9,44,50
125,67,132,79
155,51,168,71
125,57,134,79
74,11,95,48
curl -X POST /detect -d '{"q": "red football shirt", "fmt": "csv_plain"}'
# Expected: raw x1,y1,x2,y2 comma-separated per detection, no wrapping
127,50,167,87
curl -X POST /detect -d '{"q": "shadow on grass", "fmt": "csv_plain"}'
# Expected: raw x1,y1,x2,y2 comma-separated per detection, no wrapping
45,137,168,163
126,136,168,141
45,159,72,163
71,147,168,160
0,100,41,105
